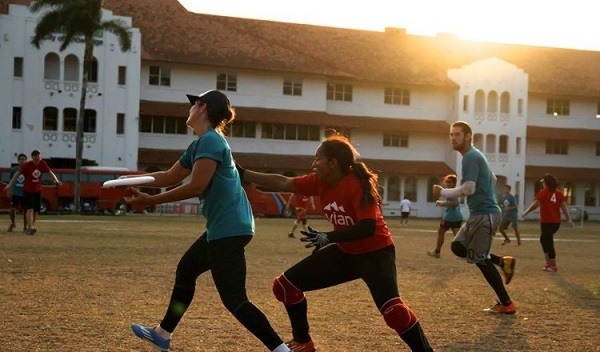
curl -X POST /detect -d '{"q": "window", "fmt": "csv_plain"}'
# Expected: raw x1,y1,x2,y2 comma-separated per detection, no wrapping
546,99,570,116
140,116,187,134
86,57,98,83
404,176,417,202
84,109,97,133
499,135,508,154
14,57,23,78
261,123,319,141
149,66,171,86
584,183,596,207
383,133,408,147
563,183,575,205
463,95,469,112
63,108,77,132
518,99,523,116
516,137,522,155
596,102,600,118
44,53,60,80
216,73,237,91
283,78,302,96
473,133,483,151
229,121,256,138
384,87,410,105
596,141,600,156
500,92,510,113
545,140,568,155
12,107,22,129
325,127,351,139
326,83,352,102
64,55,79,81
43,107,58,131
387,176,400,201
118,66,127,85
116,113,125,135
427,177,440,202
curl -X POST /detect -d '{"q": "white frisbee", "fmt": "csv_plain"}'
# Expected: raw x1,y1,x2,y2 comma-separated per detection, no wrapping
102,176,155,188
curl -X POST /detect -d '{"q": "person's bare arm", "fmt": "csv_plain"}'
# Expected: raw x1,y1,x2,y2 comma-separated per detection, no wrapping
244,169,296,192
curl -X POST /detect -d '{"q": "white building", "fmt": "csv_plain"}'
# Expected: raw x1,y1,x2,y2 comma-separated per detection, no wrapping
1,0,599,219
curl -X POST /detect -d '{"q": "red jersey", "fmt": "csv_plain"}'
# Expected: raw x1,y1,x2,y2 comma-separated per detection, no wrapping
535,188,565,224
293,173,393,254
19,160,51,193
291,194,310,209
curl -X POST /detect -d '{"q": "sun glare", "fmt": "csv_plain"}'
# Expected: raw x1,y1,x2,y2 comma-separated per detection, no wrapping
178,0,598,51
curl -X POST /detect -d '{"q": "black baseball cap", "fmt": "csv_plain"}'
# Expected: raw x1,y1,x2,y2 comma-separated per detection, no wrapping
186,90,230,113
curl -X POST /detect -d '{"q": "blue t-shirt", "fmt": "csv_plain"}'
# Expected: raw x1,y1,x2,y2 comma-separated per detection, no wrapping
10,166,25,197
461,147,501,215
501,193,518,219
442,197,463,222
179,128,254,241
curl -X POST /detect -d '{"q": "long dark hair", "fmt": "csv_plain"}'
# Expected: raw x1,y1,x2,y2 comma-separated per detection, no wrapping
319,133,379,206
542,173,558,191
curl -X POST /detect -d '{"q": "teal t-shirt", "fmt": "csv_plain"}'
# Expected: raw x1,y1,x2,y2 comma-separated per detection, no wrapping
461,147,500,215
442,197,463,222
10,166,25,197
179,128,254,241
501,193,518,219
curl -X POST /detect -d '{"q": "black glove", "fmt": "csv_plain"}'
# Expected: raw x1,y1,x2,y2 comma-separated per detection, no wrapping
300,226,329,252
234,161,245,181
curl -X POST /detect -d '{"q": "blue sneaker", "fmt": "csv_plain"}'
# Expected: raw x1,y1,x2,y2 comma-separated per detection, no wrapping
131,324,170,351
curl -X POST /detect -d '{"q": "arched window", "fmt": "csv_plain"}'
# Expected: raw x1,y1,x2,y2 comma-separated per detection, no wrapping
404,176,417,202
474,90,485,112
44,53,60,80
427,177,440,202
64,54,79,81
486,134,496,153
499,135,508,154
86,57,99,83
500,92,510,113
487,91,498,112
84,109,96,133
387,176,400,202
43,107,58,131
63,108,77,132
473,133,483,151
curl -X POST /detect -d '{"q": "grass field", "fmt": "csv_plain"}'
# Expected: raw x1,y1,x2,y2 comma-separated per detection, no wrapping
1,215,599,352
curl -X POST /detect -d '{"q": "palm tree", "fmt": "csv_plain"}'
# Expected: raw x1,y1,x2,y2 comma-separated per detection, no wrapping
30,0,131,213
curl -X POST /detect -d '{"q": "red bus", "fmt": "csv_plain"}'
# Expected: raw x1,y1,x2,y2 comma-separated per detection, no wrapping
0,166,149,214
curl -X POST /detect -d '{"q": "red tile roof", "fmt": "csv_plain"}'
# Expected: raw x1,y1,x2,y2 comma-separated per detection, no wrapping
526,126,600,142
525,165,600,182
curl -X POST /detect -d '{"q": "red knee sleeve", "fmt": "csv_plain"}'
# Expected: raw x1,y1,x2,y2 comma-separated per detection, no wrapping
380,297,418,335
272,274,305,305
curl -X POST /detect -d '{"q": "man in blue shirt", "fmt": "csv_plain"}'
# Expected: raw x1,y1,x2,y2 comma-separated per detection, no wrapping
432,121,517,314
7,153,27,232
499,185,522,246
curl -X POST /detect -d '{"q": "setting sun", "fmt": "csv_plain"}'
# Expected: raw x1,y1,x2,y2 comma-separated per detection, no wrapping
178,0,599,51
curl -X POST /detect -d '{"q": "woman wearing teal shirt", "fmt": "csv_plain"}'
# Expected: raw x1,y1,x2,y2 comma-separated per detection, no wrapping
125,90,291,352
428,174,464,258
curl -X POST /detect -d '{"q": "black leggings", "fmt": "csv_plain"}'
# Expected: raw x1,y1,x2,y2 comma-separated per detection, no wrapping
540,222,560,259
161,233,284,350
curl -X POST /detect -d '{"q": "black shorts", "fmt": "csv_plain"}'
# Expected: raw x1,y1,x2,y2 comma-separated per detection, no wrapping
10,195,25,209
440,220,463,230
401,212,410,218
23,192,41,212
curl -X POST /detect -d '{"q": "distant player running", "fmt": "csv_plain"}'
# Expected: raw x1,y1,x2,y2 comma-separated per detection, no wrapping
286,193,315,238
428,174,463,258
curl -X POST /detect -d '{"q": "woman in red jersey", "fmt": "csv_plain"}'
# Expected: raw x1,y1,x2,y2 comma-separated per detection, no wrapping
238,133,433,352
522,173,573,272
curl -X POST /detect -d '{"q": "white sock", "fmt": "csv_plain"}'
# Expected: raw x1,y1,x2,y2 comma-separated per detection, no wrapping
155,325,172,340
272,343,292,352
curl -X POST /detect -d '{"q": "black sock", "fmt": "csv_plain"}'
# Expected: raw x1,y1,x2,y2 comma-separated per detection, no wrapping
400,322,434,352
477,260,511,305
285,299,311,342
489,253,503,266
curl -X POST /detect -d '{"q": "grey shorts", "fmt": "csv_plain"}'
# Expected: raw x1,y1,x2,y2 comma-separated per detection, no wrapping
500,215,518,230
452,213,500,264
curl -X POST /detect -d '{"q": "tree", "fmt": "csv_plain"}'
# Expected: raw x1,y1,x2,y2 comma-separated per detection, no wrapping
30,0,131,213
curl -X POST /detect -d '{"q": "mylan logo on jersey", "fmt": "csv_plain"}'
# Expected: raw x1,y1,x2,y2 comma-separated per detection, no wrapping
324,201,354,226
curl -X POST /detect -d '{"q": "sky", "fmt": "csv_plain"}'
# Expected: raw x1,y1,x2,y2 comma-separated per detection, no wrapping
177,0,599,52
